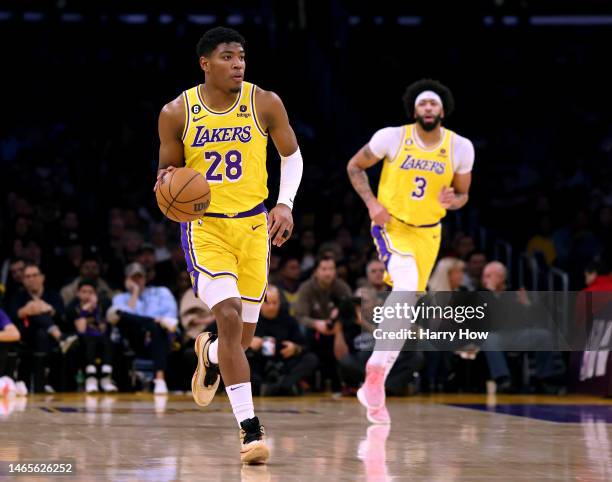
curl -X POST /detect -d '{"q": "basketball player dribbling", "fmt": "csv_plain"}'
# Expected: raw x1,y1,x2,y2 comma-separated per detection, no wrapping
155,27,303,463
347,79,475,424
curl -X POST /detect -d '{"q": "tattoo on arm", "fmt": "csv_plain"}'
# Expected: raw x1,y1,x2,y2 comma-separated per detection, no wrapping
347,146,377,205
348,166,375,205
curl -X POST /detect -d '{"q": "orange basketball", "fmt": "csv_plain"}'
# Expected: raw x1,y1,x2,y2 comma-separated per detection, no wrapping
156,167,211,223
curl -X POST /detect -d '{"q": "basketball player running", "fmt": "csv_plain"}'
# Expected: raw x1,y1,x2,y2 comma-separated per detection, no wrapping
155,27,302,463
347,79,474,424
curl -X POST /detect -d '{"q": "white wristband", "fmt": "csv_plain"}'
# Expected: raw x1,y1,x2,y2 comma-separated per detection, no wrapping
277,147,303,210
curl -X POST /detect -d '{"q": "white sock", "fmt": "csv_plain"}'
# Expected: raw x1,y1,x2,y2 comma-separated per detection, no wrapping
208,339,219,364
226,382,255,426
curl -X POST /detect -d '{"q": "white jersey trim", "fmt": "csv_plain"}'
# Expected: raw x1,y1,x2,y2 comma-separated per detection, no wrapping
368,126,474,174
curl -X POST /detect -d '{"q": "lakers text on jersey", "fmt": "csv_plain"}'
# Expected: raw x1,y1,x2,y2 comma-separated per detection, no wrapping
378,124,454,227
180,82,269,305
373,124,455,291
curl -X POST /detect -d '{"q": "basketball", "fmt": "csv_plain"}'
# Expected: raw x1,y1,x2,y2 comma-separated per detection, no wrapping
9,7,612,479
156,167,211,222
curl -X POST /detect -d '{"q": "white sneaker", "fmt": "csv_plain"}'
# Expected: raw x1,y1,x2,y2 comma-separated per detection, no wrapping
15,381,28,397
153,379,168,394
85,377,99,393
100,376,118,393
44,384,56,394
157,316,178,333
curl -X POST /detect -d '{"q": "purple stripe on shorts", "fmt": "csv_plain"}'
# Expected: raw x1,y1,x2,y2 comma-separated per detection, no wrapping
371,225,392,268
180,222,195,273
181,221,239,281
191,270,200,296
241,288,267,303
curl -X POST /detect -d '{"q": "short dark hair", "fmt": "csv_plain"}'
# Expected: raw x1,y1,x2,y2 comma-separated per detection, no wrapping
402,78,455,119
315,255,336,269
196,27,245,57
585,260,610,275
23,261,41,273
279,253,300,269
466,250,486,262
78,278,97,290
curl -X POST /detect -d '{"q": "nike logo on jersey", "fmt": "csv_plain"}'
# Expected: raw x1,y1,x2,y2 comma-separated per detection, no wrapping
192,114,208,122
251,224,263,231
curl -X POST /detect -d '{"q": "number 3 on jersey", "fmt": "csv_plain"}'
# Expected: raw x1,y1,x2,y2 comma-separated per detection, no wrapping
411,176,427,199
205,150,243,183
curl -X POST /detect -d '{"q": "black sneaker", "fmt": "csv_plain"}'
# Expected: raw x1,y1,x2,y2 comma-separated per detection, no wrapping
239,417,270,464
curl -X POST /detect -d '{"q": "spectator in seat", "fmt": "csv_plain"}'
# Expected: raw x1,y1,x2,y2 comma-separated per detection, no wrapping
463,250,487,291
1,258,26,308
428,257,466,292
481,261,558,393
294,255,352,392
9,263,73,392
272,255,302,313
452,234,475,261
60,255,114,306
65,279,117,393
575,260,612,326
250,286,317,395
425,257,466,391
108,262,178,394
356,260,388,292
583,260,612,292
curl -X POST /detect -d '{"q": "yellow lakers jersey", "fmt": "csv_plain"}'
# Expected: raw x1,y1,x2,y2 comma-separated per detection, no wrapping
377,124,455,226
182,82,268,214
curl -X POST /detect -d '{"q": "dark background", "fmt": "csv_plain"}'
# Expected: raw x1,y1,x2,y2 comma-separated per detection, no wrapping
1,0,611,291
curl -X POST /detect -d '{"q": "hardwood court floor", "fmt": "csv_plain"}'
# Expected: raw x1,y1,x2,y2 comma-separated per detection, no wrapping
1,393,611,481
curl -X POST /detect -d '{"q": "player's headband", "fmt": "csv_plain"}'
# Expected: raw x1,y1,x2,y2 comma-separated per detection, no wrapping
415,90,443,107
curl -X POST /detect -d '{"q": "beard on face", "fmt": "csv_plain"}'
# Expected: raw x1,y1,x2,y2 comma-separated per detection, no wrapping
415,114,442,132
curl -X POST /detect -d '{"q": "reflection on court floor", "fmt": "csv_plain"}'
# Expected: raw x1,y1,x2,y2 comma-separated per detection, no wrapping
1,393,611,481
448,403,612,423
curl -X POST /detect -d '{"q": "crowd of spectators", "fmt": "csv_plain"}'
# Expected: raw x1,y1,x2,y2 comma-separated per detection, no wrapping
1,10,611,396
2,200,608,397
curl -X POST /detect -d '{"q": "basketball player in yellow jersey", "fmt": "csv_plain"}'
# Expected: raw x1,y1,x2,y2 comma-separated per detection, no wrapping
155,27,303,464
347,79,474,424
